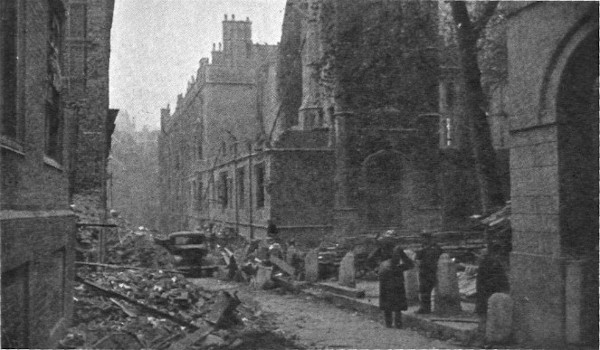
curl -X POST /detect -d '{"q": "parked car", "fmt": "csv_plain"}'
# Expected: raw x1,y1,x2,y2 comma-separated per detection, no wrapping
154,231,209,276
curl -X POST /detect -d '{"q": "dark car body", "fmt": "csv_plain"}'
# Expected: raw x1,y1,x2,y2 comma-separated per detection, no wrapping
154,231,209,276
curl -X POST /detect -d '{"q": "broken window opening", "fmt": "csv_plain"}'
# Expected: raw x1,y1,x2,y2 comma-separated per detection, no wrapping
255,163,265,208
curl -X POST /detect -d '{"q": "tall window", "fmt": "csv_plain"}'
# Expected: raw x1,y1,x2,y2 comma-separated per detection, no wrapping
227,177,233,209
197,137,203,159
67,3,86,94
196,181,203,211
191,180,196,210
255,163,265,208
46,7,64,163
69,3,86,38
446,82,455,108
219,171,229,209
237,166,245,208
1,0,18,138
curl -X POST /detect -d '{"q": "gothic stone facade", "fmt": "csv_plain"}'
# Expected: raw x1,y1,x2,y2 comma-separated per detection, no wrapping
159,15,335,244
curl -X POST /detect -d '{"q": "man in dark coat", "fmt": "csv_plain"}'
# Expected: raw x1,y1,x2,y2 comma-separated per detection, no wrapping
266,220,278,239
379,245,414,328
415,232,443,314
475,243,509,315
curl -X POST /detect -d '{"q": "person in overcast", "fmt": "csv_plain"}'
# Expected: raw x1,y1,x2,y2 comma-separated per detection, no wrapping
415,232,443,314
379,245,414,328
267,219,278,240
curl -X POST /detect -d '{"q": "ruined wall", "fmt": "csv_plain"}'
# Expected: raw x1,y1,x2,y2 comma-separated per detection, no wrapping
159,17,279,235
64,0,115,194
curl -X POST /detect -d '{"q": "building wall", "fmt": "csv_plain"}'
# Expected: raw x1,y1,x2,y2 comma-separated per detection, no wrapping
64,0,116,194
1,0,114,347
1,1,75,348
506,2,598,346
159,16,280,236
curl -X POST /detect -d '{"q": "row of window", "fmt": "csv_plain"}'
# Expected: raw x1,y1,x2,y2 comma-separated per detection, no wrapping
216,162,265,209
183,163,266,212
1,1,88,164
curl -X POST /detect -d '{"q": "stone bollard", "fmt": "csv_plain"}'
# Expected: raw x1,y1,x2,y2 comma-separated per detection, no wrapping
434,253,461,314
485,293,513,344
403,250,419,304
304,249,319,283
339,251,356,288
254,265,273,289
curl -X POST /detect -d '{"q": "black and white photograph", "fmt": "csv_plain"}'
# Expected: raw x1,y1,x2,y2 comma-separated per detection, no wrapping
1,1,598,349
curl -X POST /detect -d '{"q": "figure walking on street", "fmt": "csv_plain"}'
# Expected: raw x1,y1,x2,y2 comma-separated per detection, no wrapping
379,245,414,328
415,232,442,314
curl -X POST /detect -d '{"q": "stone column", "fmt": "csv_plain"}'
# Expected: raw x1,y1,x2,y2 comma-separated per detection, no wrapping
304,249,319,283
333,110,359,236
486,293,514,344
298,0,322,130
434,253,461,314
404,250,420,304
338,251,356,288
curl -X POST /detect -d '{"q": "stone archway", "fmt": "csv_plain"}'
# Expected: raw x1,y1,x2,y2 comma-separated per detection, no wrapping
555,29,599,345
506,3,599,346
556,30,599,254
359,149,405,229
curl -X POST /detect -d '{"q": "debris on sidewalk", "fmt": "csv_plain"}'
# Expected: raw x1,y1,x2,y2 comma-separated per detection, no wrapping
66,196,301,349
63,267,300,349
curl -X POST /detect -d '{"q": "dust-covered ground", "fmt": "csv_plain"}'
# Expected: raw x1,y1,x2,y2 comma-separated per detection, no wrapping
191,278,457,350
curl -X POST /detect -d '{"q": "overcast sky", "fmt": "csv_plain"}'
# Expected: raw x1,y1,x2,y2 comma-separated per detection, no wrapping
109,0,287,130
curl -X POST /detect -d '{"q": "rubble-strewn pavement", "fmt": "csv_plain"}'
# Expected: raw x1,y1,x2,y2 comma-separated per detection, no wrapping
192,278,457,350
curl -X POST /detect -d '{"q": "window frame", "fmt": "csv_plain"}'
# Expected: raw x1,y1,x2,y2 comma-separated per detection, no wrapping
44,4,65,165
236,166,245,208
0,0,25,150
254,163,265,208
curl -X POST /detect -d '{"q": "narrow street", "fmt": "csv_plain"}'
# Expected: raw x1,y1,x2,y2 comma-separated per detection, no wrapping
2,1,597,349
191,278,456,349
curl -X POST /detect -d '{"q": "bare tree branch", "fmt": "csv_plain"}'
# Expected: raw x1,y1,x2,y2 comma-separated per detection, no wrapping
473,1,499,36
449,1,473,33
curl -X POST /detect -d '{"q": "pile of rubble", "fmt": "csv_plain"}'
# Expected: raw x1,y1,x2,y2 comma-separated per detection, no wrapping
62,266,299,349
72,194,174,269
66,196,300,349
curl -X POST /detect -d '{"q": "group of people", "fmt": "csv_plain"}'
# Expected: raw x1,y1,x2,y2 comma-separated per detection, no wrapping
377,232,509,329
378,232,441,328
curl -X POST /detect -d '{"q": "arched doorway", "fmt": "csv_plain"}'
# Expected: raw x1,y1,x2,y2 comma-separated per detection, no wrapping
556,29,599,345
359,149,405,229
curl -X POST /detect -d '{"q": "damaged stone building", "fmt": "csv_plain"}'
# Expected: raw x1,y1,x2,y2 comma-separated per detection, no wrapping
159,0,469,243
158,13,335,243
0,0,116,347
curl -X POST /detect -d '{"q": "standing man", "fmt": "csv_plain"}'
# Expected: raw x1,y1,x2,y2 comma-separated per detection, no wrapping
475,243,509,315
266,219,278,240
379,245,414,328
415,232,443,314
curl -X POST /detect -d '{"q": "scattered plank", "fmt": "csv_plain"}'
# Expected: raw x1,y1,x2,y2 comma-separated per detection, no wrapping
75,261,182,274
204,291,241,327
272,275,302,293
269,255,295,276
166,324,214,350
92,332,142,349
152,333,184,350
316,282,366,299
75,275,198,331
109,298,138,317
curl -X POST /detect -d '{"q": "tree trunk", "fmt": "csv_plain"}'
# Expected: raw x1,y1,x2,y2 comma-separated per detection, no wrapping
450,1,504,214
